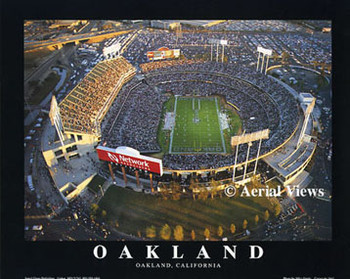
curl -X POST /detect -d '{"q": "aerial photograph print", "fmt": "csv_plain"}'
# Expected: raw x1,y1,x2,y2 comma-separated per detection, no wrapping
24,19,332,242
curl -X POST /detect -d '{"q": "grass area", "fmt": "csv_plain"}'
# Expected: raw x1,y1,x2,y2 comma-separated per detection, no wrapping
157,94,175,154
28,72,60,105
24,48,54,74
87,175,106,194
157,95,242,155
171,97,224,153
99,186,275,240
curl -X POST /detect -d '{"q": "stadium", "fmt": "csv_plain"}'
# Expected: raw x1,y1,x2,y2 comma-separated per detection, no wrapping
43,51,316,199
24,20,331,241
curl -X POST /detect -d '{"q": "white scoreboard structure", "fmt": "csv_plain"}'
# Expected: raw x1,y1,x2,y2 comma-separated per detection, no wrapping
103,43,121,59
208,39,228,62
256,46,273,74
257,46,272,56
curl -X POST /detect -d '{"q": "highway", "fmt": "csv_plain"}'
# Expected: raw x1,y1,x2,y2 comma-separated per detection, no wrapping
25,29,134,52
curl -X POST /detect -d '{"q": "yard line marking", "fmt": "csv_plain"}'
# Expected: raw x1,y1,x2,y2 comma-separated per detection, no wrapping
169,95,178,154
215,97,226,153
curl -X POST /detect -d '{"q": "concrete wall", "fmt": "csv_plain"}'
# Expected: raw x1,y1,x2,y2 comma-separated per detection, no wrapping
42,133,99,167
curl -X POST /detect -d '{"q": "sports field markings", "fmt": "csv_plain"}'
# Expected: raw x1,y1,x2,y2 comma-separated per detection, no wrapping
168,95,178,154
215,97,227,153
169,96,226,154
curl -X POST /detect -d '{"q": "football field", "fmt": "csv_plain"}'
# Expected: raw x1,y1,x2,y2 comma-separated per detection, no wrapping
169,96,226,153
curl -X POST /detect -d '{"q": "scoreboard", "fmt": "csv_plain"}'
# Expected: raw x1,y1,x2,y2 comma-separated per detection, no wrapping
147,47,180,61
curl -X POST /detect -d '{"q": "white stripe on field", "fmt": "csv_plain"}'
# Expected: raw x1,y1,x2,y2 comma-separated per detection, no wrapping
169,96,178,154
215,97,226,153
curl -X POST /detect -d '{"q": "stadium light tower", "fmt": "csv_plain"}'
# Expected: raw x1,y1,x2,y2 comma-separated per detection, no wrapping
243,142,252,180
222,44,225,63
221,39,227,63
209,39,227,63
49,96,65,146
216,43,219,62
175,22,182,46
256,46,272,75
231,129,269,183
232,130,245,182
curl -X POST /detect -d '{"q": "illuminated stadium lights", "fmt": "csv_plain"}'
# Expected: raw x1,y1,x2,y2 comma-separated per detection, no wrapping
208,39,228,63
103,42,121,59
231,129,270,182
231,129,269,146
256,46,272,75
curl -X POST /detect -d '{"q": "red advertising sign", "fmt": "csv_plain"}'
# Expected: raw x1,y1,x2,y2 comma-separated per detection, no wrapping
96,146,163,175
146,48,180,61
147,51,154,58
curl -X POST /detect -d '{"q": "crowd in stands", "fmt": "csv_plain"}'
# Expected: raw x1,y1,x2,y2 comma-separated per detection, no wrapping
101,80,167,152
59,57,135,135
140,59,201,73
100,60,300,170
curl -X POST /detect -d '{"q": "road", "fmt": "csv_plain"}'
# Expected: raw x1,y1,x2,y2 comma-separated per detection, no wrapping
25,29,134,51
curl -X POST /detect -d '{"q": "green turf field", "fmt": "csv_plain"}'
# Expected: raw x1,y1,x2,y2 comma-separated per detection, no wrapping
99,186,275,240
170,97,226,153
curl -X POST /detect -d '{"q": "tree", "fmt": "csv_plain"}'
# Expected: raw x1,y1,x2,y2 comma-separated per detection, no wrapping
273,203,281,217
146,225,156,238
189,179,199,200
210,179,219,199
90,203,99,218
254,214,259,225
230,223,236,234
217,226,224,238
170,181,181,200
90,203,99,213
191,230,196,241
101,210,107,218
242,219,248,230
204,228,210,240
160,224,171,240
250,175,262,188
264,210,270,221
174,225,184,241
281,51,290,64
271,53,280,62
198,187,209,201
160,183,171,200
